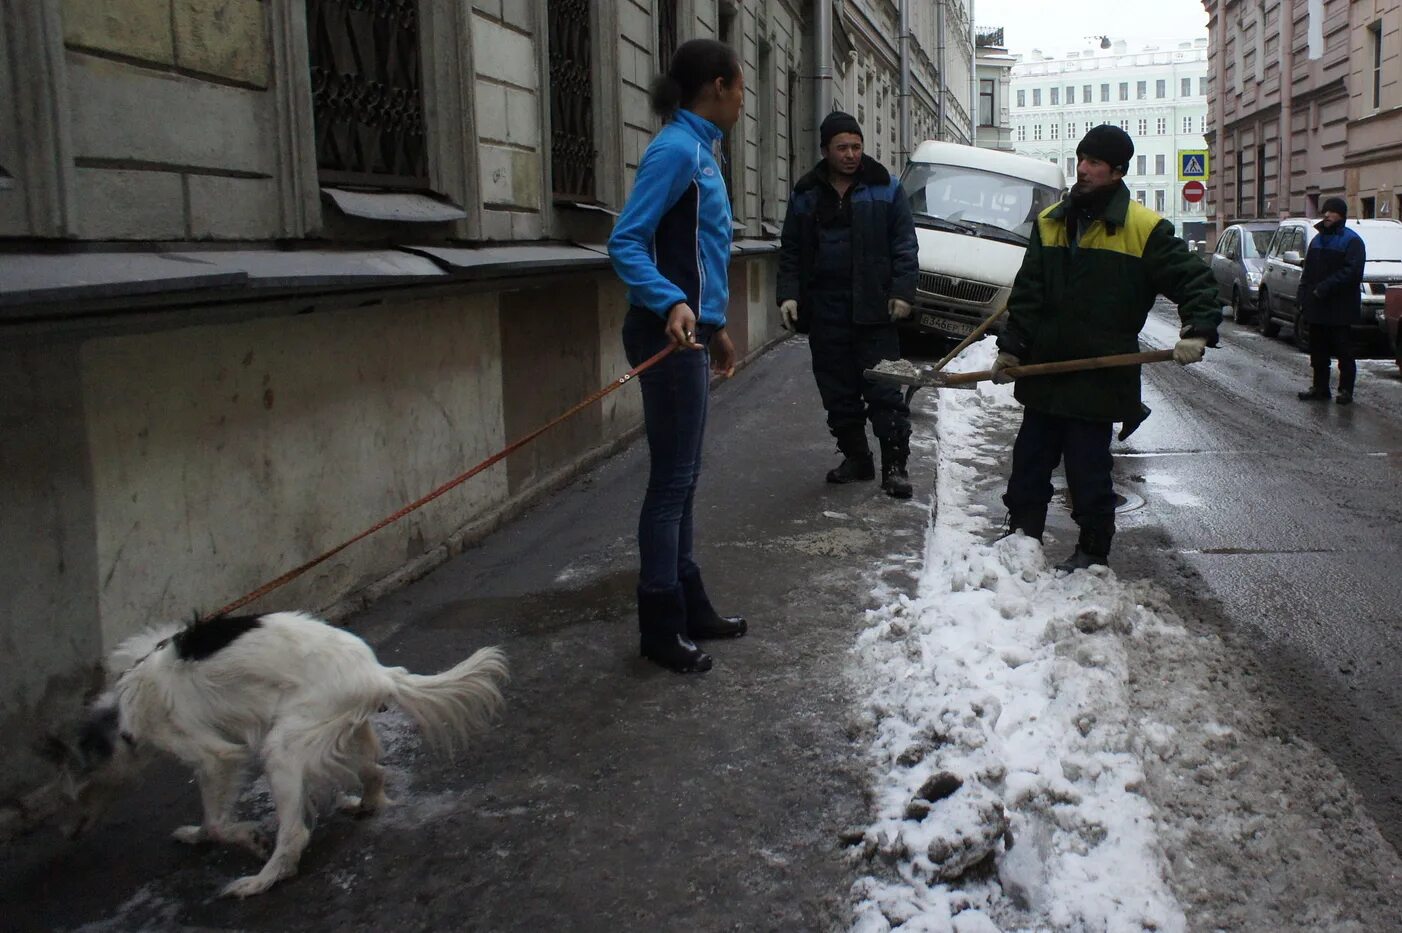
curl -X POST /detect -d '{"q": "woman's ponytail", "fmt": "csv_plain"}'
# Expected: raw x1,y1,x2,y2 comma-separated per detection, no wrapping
649,38,739,121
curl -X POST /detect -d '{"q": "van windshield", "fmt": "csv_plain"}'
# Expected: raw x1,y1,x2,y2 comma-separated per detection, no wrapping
901,163,1062,243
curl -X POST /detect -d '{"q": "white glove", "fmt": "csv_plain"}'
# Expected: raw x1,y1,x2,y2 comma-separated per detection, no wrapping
780,299,799,331
990,352,1020,384
889,298,913,321
1173,336,1207,365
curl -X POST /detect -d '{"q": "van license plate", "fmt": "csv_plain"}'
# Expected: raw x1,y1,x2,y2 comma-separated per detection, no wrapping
920,314,975,337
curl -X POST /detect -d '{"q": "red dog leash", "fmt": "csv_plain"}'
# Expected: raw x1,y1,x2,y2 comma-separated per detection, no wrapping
210,344,677,619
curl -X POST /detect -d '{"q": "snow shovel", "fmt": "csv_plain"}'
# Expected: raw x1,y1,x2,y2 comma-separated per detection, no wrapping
899,301,1008,404
865,348,1176,390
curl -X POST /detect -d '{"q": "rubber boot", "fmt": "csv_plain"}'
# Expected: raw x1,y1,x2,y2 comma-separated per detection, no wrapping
638,586,712,673
878,434,913,499
1055,519,1115,573
826,427,876,484
679,568,747,640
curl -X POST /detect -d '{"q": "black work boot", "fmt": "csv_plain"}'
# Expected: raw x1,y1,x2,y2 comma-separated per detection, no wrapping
1298,372,1331,401
878,435,913,499
679,568,747,640
826,428,876,484
998,507,1047,544
638,586,712,673
1336,391,1353,405
1055,519,1115,573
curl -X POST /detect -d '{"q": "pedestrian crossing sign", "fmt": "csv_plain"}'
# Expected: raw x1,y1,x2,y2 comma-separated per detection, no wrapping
1178,150,1210,181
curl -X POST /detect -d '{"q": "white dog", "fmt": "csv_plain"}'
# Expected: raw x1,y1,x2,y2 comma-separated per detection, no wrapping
41,611,507,898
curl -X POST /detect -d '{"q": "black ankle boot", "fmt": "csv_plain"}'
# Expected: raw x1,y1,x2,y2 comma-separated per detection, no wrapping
679,569,747,639
1055,520,1114,573
637,586,712,673
999,507,1047,544
879,435,913,499
1336,390,1353,406
826,428,876,484
1297,386,1331,401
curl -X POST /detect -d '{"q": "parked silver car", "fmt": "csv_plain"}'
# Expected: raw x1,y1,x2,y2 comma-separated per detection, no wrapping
1209,222,1277,325
1257,217,1402,348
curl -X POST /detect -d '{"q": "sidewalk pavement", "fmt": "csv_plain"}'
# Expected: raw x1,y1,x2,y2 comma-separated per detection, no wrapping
2,336,949,933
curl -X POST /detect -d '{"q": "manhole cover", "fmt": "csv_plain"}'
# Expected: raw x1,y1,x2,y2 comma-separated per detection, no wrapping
1052,487,1146,513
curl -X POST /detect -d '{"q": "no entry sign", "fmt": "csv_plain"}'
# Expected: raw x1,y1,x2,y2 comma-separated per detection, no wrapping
1182,180,1206,203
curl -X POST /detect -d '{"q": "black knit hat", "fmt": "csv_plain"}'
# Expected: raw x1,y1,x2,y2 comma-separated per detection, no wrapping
1076,124,1134,174
820,111,863,147
1322,196,1348,217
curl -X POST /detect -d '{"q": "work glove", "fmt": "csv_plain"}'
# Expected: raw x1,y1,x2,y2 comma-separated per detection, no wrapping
990,352,1020,384
780,299,799,331
889,298,913,322
1172,336,1208,365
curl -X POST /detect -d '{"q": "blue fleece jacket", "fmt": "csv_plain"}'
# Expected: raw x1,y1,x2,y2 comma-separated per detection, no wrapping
608,109,733,327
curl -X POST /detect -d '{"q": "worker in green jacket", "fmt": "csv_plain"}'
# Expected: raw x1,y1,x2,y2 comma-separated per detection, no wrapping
992,124,1221,572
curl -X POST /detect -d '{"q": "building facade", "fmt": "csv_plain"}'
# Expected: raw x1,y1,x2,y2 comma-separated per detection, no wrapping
0,0,972,798
975,26,1016,151
1203,0,1401,233
1011,39,1212,241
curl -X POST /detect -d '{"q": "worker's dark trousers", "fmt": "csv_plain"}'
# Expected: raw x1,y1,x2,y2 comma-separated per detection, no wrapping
807,288,910,444
1002,408,1116,526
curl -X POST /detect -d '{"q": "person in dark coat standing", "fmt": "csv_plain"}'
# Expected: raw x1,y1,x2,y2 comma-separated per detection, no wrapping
776,112,920,498
1297,197,1366,405
993,124,1221,571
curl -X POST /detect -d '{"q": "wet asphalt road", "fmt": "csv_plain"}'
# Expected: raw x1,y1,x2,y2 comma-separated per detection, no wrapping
1123,304,1402,852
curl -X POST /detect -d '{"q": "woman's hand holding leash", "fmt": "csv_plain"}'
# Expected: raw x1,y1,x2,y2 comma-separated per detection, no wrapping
666,303,702,350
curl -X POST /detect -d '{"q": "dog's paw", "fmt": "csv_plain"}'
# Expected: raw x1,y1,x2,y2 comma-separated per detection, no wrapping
220,874,274,899
172,825,205,845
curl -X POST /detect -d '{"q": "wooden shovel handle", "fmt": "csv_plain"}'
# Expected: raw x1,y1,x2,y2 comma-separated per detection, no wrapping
930,301,1008,372
944,348,1176,386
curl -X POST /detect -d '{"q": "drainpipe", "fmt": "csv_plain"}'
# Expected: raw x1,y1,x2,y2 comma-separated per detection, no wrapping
936,0,946,140
898,0,912,161
969,0,977,144
1279,2,1293,217
1212,1,1228,233
816,0,833,125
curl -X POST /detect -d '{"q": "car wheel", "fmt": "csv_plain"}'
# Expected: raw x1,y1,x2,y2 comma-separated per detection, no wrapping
1257,290,1281,338
1293,309,1311,350
1231,287,1253,326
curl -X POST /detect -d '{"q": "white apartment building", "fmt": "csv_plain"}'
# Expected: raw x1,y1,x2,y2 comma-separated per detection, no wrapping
1010,39,1212,242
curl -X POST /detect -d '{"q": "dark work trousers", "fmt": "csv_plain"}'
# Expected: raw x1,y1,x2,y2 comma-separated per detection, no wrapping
807,289,910,442
1309,323,1356,394
1002,408,1117,525
622,306,714,592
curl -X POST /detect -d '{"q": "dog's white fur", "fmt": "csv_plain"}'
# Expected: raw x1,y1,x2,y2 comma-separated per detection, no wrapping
88,611,507,898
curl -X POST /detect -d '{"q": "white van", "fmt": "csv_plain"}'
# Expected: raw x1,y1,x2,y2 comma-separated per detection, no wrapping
899,141,1066,340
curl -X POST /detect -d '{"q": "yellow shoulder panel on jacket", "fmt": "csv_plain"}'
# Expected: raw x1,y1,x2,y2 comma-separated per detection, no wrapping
1079,201,1161,258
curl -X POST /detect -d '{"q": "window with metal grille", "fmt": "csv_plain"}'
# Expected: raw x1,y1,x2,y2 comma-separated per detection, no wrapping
549,0,597,201
306,0,429,189
658,0,679,78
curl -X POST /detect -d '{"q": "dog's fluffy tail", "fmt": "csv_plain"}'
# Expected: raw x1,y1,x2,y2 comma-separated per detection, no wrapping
388,647,508,755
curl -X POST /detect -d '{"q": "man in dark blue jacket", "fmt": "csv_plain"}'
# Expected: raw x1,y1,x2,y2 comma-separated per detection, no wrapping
777,112,920,498
1297,197,1366,405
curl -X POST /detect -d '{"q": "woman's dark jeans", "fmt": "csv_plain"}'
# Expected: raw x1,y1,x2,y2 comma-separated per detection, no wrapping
622,306,713,592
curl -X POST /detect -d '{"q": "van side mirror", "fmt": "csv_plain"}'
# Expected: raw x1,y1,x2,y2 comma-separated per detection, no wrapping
1282,250,1303,266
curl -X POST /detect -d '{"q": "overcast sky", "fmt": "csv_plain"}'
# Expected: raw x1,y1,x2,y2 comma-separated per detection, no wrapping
974,0,1209,57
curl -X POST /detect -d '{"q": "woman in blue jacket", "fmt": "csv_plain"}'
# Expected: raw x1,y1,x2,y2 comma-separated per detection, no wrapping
608,39,746,673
